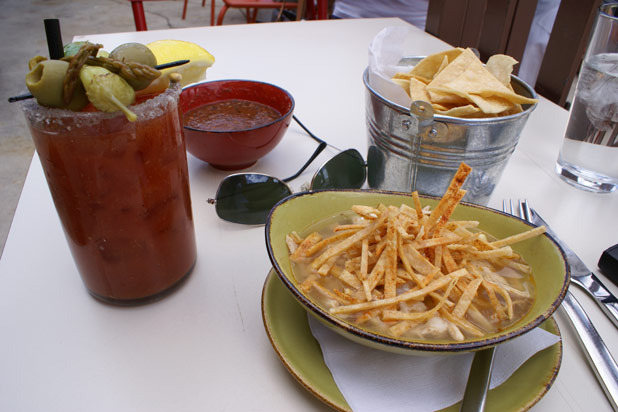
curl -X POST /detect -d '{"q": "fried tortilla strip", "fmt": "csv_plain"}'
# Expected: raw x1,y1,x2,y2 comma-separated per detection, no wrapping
331,269,468,315
382,278,458,321
357,308,382,324
433,189,467,233
412,234,461,249
403,243,440,277
441,246,460,275
306,230,358,256
492,283,514,319
440,307,485,337
424,163,471,233
411,191,424,219
335,269,363,290
480,267,531,299
311,208,389,269
352,205,380,219
311,282,354,305
452,277,482,318
397,236,426,286
317,256,338,276
360,238,369,281
285,234,299,254
389,320,416,337
299,274,319,293
365,252,387,296
446,220,479,230
383,214,399,299
291,232,322,261
470,246,514,259
490,225,546,248
433,244,443,269
334,224,367,232
482,280,507,320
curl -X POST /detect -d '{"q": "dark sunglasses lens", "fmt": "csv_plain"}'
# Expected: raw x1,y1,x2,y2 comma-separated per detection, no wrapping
311,149,366,190
215,174,292,224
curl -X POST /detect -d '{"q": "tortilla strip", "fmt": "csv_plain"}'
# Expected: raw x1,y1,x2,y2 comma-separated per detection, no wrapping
383,215,399,299
452,277,482,318
330,269,468,315
311,208,389,269
491,226,546,248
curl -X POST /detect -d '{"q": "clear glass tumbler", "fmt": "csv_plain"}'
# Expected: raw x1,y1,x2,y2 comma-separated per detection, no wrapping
556,3,618,193
21,84,197,304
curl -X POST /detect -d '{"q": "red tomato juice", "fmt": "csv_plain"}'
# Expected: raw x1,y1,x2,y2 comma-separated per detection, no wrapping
22,84,196,304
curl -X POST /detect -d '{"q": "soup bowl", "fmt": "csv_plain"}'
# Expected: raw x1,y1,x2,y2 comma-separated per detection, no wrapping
179,79,294,170
265,189,569,355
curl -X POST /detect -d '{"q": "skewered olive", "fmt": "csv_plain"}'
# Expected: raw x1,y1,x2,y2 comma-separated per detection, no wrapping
28,56,46,70
109,43,158,90
25,60,88,111
110,43,157,67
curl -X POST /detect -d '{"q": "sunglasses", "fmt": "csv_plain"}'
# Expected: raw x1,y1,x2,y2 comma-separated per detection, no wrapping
207,115,367,224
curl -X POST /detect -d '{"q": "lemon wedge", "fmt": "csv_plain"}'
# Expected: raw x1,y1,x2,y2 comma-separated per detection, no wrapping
147,40,215,86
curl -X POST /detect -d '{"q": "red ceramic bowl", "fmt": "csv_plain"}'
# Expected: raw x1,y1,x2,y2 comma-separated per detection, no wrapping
179,80,295,170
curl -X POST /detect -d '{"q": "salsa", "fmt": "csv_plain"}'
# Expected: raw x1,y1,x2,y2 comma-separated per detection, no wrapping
183,99,281,131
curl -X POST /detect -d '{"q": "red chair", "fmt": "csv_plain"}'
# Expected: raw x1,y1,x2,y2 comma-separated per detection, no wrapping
129,0,149,31
129,0,172,31
181,0,329,26
211,0,298,26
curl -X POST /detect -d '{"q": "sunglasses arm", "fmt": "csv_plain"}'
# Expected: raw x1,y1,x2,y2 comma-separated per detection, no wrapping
282,141,327,183
293,115,326,145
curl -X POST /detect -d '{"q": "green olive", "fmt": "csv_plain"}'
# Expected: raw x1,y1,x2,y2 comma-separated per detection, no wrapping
25,60,88,111
28,56,46,71
110,43,157,67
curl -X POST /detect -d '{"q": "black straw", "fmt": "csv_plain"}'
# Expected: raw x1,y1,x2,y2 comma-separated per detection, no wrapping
44,19,64,59
155,59,190,69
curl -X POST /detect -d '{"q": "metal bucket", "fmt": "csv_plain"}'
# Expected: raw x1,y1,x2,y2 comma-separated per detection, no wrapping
364,61,538,205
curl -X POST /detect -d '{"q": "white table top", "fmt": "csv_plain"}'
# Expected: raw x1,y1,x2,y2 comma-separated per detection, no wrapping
1,17,617,412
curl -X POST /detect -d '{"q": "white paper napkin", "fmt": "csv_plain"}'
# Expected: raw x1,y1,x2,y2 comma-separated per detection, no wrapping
309,316,560,412
368,26,414,109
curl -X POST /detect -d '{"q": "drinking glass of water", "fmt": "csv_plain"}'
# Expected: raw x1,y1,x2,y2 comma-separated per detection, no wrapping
556,2,618,193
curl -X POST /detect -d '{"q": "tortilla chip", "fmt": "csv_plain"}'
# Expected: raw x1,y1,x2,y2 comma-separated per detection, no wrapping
391,47,538,118
410,48,464,80
434,104,481,117
486,54,518,87
409,77,432,103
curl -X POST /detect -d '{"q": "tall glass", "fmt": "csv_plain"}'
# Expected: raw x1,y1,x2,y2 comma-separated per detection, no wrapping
556,3,618,193
21,84,197,304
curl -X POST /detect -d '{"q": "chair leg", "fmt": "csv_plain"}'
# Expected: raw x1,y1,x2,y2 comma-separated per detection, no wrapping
130,1,148,31
211,0,216,25
182,0,188,19
217,5,229,25
248,8,258,23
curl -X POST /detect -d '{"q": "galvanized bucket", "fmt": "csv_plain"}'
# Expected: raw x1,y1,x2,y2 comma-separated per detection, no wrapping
364,61,538,205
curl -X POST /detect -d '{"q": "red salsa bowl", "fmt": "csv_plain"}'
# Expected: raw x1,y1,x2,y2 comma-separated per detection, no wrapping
179,79,295,170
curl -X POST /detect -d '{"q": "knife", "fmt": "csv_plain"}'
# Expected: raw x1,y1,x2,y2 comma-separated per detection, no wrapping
528,206,618,329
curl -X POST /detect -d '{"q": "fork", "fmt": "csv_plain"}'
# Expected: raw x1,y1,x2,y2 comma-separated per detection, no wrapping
504,199,618,410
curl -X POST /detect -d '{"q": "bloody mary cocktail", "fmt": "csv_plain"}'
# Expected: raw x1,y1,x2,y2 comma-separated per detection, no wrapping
22,83,196,304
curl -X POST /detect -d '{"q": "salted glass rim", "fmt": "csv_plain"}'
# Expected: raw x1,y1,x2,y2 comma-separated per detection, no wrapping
21,82,181,124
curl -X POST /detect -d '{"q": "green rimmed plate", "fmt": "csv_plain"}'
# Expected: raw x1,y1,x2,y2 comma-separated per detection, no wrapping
261,269,563,412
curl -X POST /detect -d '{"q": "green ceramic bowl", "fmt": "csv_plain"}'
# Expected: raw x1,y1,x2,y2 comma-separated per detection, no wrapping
265,189,569,355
